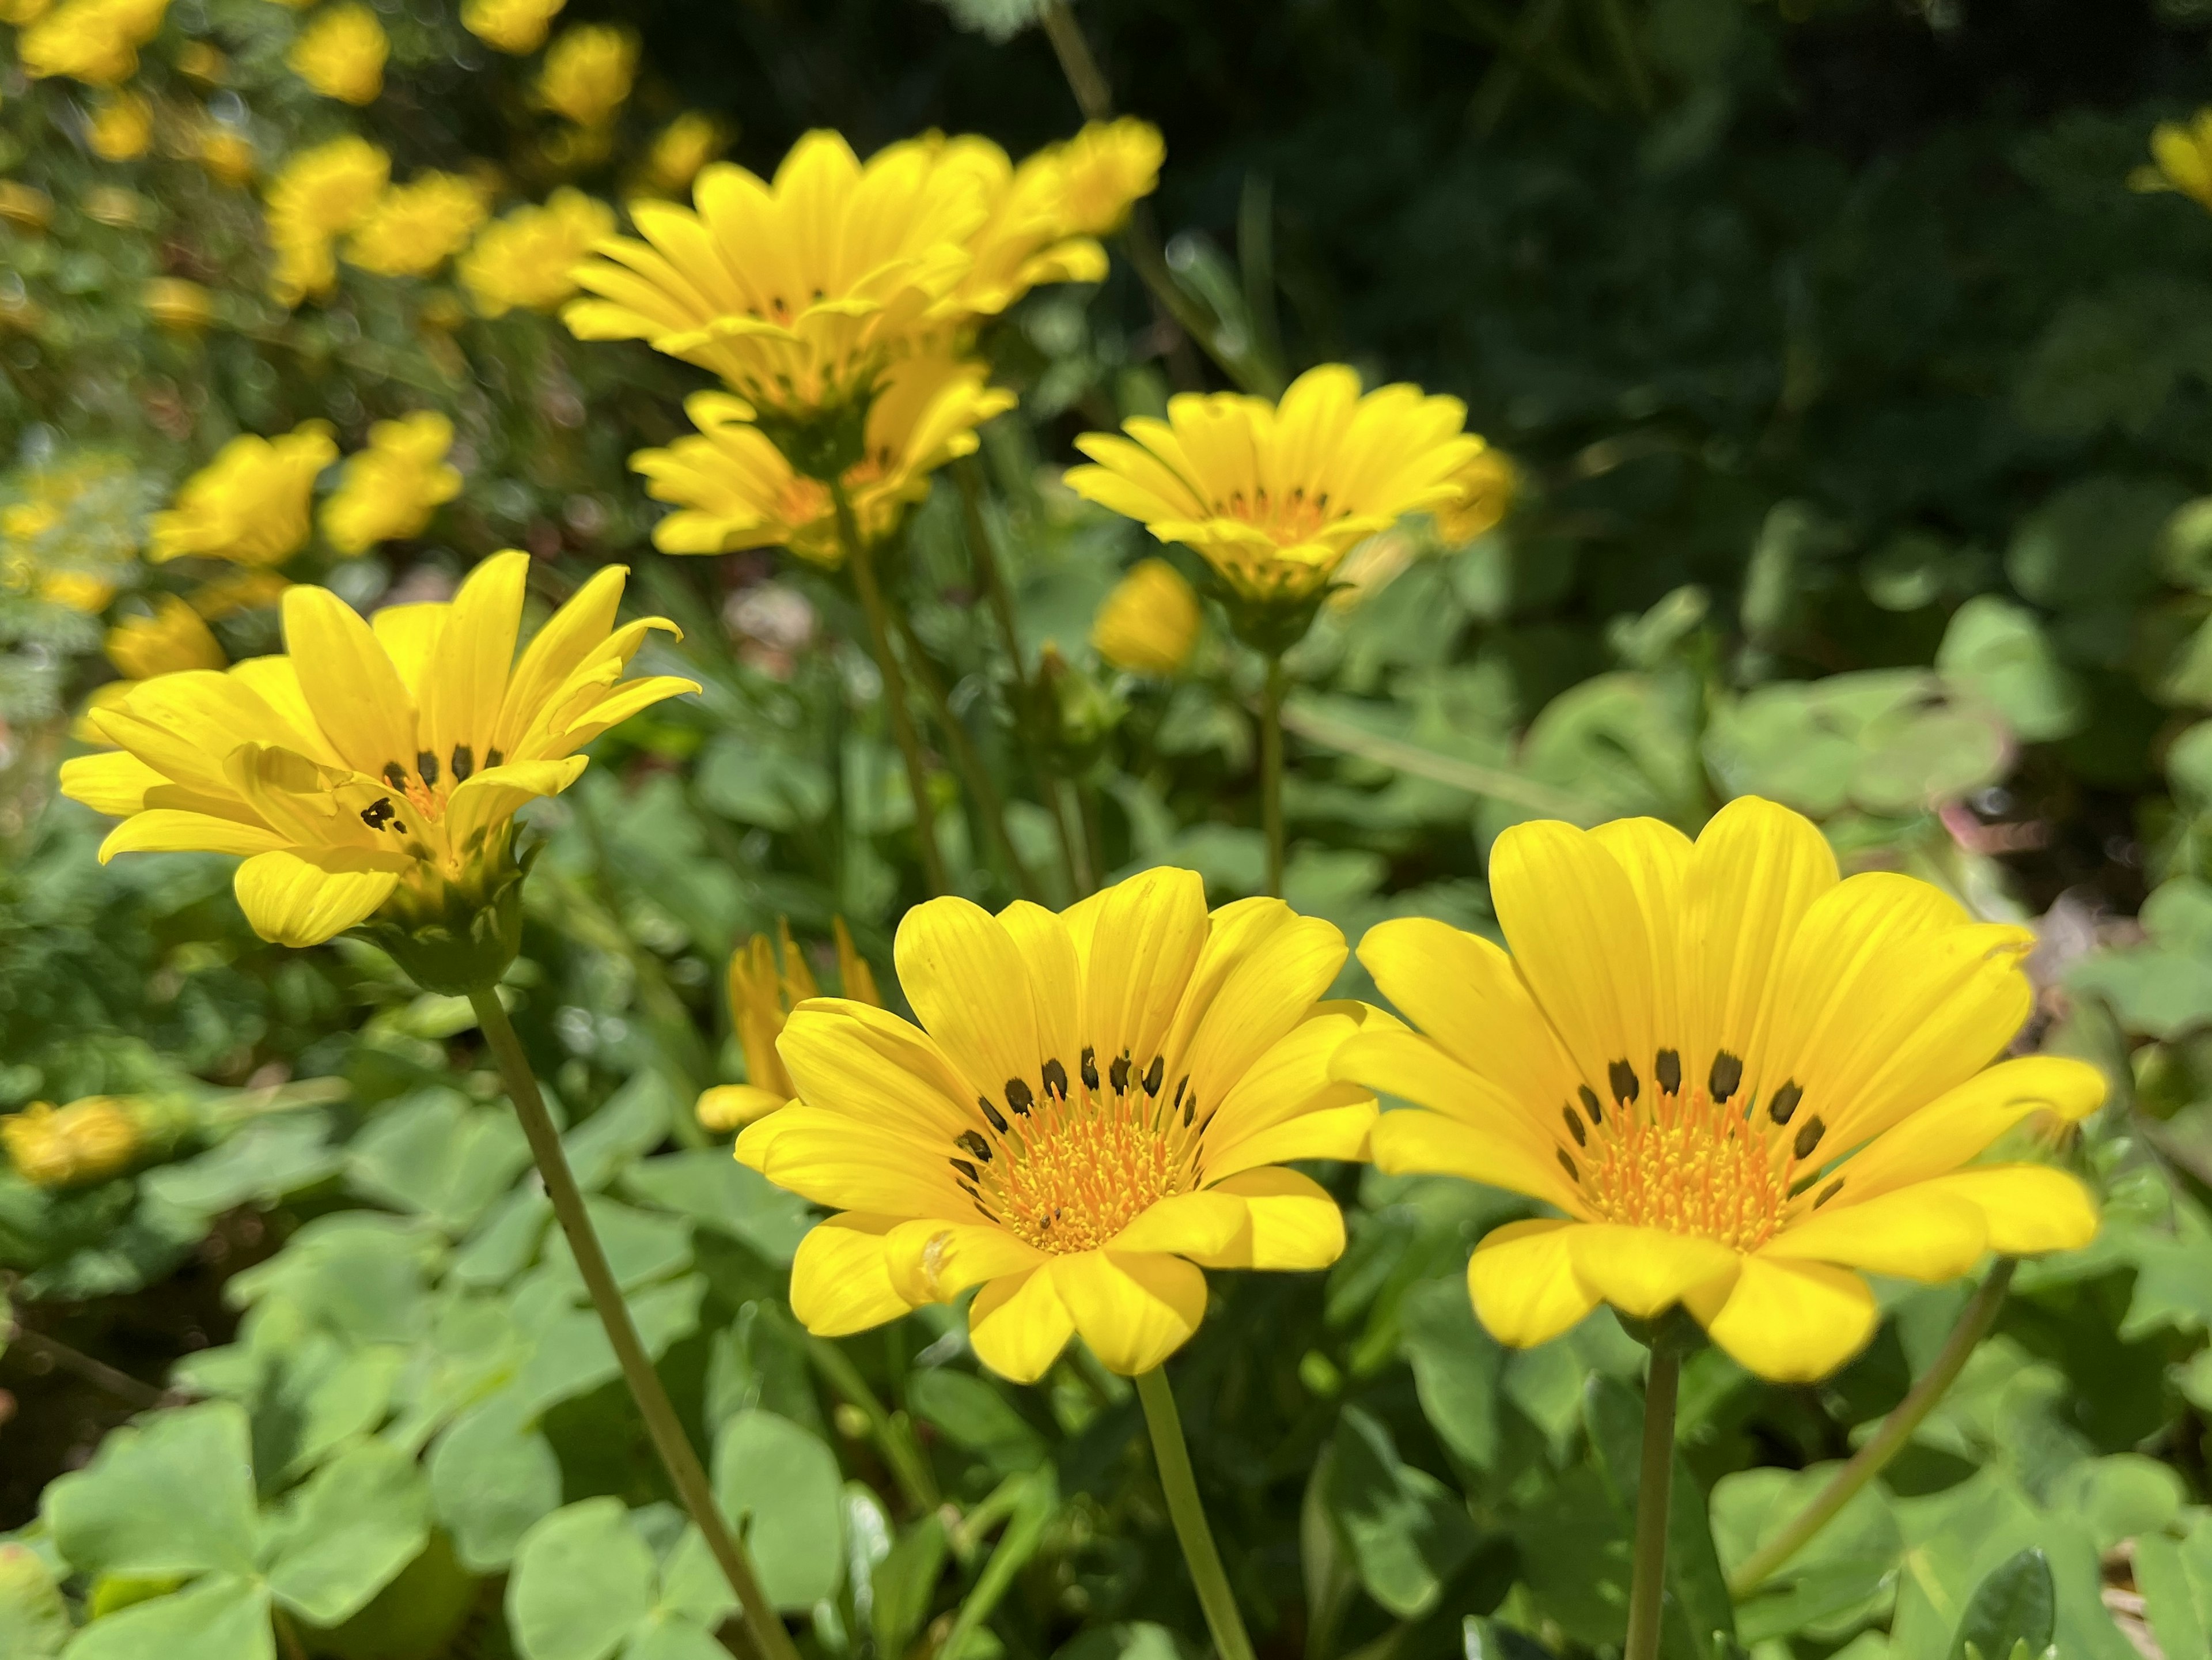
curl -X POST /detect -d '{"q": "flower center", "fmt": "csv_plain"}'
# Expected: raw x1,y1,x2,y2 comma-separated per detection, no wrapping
1216,483,1337,547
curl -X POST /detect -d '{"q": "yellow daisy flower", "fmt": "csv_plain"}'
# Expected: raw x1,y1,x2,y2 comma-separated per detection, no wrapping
1056,116,1165,236
264,135,391,303
2,1098,145,1188
563,130,990,425
286,2,387,104
536,23,635,127
2132,108,2212,213
18,0,166,86
86,89,153,160
737,868,1382,1381
107,595,225,680
321,411,464,555
459,188,614,317
344,172,489,277
1093,557,1201,676
1065,364,1482,618
1334,796,2105,1383
60,550,699,951
460,0,562,52
938,120,1161,320
149,423,337,567
630,355,1013,565
698,917,880,1133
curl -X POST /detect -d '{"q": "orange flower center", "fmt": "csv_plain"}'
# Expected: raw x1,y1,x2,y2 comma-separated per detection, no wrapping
1215,483,1337,547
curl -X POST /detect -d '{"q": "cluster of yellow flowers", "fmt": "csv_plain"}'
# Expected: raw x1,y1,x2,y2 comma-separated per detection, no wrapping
286,2,388,104
263,135,391,303
17,0,166,85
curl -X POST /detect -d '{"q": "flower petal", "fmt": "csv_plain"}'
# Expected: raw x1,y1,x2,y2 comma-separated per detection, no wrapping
1107,1190,1249,1257
882,1219,1046,1304
968,1265,1076,1383
1078,867,1209,1083
896,897,1046,1109
1909,1166,2099,1256
99,810,287,860
1468,1219,1599,1347
1763,1186,1987,1281
734,1103,968,1216
233,849,396,946
420,549,529,767
1819,1056,2106,1208
1566,1224,1740,1318
1589,816,1694,1058
1054,1250,1209,1375
1688,1256,1877,1383
281,584,418,778
1185,1167,1345,1270
1206,1100,1377,1178
790,1213,914,1337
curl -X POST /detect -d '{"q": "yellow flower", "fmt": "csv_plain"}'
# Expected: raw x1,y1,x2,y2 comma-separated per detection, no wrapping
87,89,152,160
148,423,337,566
564,130,990,423
175,39,225,81
60,550,699,949
200,124,256,187
0,183,55,230
641,112,724,195
143,277,215,331
1092,557,1201,675
344,171,488,277
1058,117,1165,236
0,0,53,22
107,595,225,680
1433,438,1517,544
2133,108,2212,212
19,0,167,85
459,188,613,316
737,867,1382,1381
460,0,562,54
2,1098,143,1188
1334,796,2104,1384
1066,364,1482,613
536,24,634,127
287,3,387,104
631,356,1013,566
321,411,464,554
264,135,391,302
698,917,880,1133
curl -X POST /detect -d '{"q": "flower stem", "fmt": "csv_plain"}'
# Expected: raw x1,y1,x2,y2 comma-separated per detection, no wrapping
1624,1343,1681,1660
1260,654,1287,898
1726,1258,2016,1600
467,986,796,1660
832,481,949,897
1134,1368,1257,1660
802,1332,941,1514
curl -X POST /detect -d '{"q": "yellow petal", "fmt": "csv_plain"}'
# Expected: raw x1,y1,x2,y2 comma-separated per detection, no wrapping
1053,1249,1209,1375
1590,816,1694,1058
895,897,1046,1110
1201,1007,1369,1156
1908,1166,2099,1256
233,849,397,946
99,810,287,860
442,757,587,852
1565,1224,1740,1318
1206,1099,1377,1179
1187,1167,1345,1270
495,562,625,758
1079,867,1208,1082
1468,1219,1599,1347
59,750,169,815
281,584,418,777
421,549,529,769
696,1084,785,1132
790,1213,914,1337
735,1103,968,1215
1682,795,1837,1085
995,898,1084,1093
1107,1190,1250,1257
1171,896,1347,1113
1688,1256,1876,1383
882,1218,1046,1305
777,1000,981,1146
968,1264,1076,1383
1340,1029,1583,1209
1821,1056,2105,1207
1763,1185,1987,1281
371,602,448,699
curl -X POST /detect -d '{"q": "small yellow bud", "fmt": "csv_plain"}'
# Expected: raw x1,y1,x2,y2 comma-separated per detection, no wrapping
2,1098,145,1188
1092,557,1201,675
86,89,152,160
143,276,217,332
106,594,225,679
200,126,256,186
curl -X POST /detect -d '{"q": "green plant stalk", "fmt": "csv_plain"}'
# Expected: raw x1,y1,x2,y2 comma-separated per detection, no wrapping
1260,655,1288,898
832,481,949,897
803,1332,941,1513
467,986,793,1660
1727,1258,2017,1599
1624,1344,1681,1660
1135,1368,1258,1660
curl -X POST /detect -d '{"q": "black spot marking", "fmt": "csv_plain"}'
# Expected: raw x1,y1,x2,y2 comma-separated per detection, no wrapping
450,744,474,782
484,747,504,769
1768,1082,1804,1126
1080,1048,1099,1091
382,762,408,789
1578,1084,1604,1126
1143,1056,1164,1096
978,1097,1009,1134
1608,1059,1641,1105
1814,1179,1844,1209
1005,1077,1035,1116
1109,1054,1131,1093
1709,1052,1743,1103
416,750,440,786
949,1158,978,1182
1655,1049,1681,1094
1556,1149,1580,1182
956,1130,993,1162
1183,1095,1196,1128
1041,1058,1069,1099
1561,1106,1587,1147
974,1203,998,1223
359,796,398,830
1793,1116,1825,1161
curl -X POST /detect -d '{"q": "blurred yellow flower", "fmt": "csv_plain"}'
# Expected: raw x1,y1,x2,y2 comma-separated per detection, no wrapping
1093,557,1200,675
459,187,613,316
1058,116,1165,237
2133,108,2212,213
175,39,224,81
698,917,880,1133
19,0,167,85
641,112,724,195
143,277,215,331
107,594,225,680
632,356,1013,566
86,89,152,160
565,130,990,424
737,868,1380,1379
200,124,256,187
344,171,488,277
149,422,336,566
62,551,699,948
0,0,53,22
2,1098,144,1188
322,411,464,554
461,0,562,54
41,571,117,610
265,135,390,302
84,184,145,227
1433,438,1517,543
287,2,386,103
190,567,291,619
1335,796,2104,1383
536,24,634,127
1066,364,1482,611
0,182,55,230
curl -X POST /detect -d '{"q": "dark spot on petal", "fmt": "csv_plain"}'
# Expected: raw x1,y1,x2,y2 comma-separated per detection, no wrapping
1608,1060,1640,1105
978,1097,1008,1134
1709,1052,1743,1103
1814,1178,1844,1209
1109,1054,1131,1093
1143,1055,1164,1096
1794,1116,1825,1161
382,761,407,789
1005,1077,1034,1116
974,1203,998,1223
956,1130,993,1162
1173,1076,1188,1112
1578,1084,1603,1125
450,744,474,782
949,1158,978,1182
1561,1106,1587,1147
359,796,397,830
484,747,504,768
1655,1049,1681,1094
416,750,440,786
1080,1048,1099,1091
1768,1082,1804,1126
1556,1149,1580,1183
1041,1058,1068,1099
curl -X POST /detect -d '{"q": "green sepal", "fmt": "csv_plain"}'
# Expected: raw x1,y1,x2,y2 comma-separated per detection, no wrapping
355,838,537,997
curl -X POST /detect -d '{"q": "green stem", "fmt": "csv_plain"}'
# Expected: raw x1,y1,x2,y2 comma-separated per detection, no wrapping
1624,1344,1680,1660
468,988,794,1660
891,610,1045,902
1260,655,1287,898
1135,1368,1257,1660
803,1333,941,1514
833,481,949,897
1726,1258,2016,1599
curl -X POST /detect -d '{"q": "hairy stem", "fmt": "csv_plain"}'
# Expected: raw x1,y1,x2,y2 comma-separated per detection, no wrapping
1135,1368,1257,1660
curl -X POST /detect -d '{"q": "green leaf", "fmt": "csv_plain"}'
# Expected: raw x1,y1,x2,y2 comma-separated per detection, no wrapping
871,1514,949,1659
46,1400,259,1580
1711,1463,1900,1646
1936,596,2085,742
906,1368,1048,1474
1947,1548,2055,1660
620,1616,730,1660
140,1116,342,1217
619,1151,813,1266
265,1439,431,1626
1582,1375,1736,1658
427,1391,564,1571
563,1073,676,1192
225,1215,442,1348
1050,1624,1191,1660
2135,1513,2212,1660
714,1409,845,1610
345,1089,532,1235
507,1499,659,1660
1399,1277,1503,1472
1321,1405,1479,1618
510,1275,703,1416
60,1572,272,1660
0,1541,70,1657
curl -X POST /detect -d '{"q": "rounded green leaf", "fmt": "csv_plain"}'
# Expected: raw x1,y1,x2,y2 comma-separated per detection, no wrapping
507,1499,658,1660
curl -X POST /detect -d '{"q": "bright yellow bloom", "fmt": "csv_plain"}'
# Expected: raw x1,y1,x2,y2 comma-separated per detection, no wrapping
1334,796,2104,1384
738,868,1382,1381
1433,438,1517,544
344,172,488,277
143,277,215,331
19,0,167,85
149,423,337,566
1092,557,1201,675
641,112,725,195
565,130,991,422
1057,117,1165,236
87,89,152,160
107,595,225,680
60,550,699,948
321,411,463,554
1066,365,1482,610
264,136,391,302
536,24,634,127
287,3,386,103
200,124,256,187
2133,108,2212,212
460,0,562,53
2,1098,143,1187
459,188,613,316
699,918,880,1133
0,0,53,23
631,356,1013,565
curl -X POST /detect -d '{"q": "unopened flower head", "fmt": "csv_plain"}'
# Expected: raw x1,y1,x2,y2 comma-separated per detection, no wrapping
2134,108,2212,213
86,89,152,160
1058,117,1165,237
537,24,635,127
1433,438,1517,544
2,1098,145,1188
1334,796,2104,1383
321,411,464,554
738,867,1383,1381
61,550,699,969
344,171,488,277
287,2,387,104
149,423,336,566
107,594,225,680
631,355,1013,566
641,112,725,196
698,918,880,1133
264,135,391,303
460,188,614,317
1092,557,1201,676
20,0,167,85
460,0,562,51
